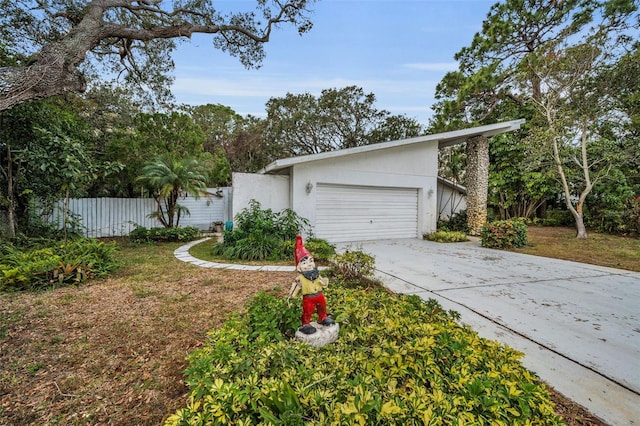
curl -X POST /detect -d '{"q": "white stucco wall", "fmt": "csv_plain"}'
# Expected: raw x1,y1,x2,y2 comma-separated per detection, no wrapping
289,141,440,237
231,173,290,221
437,181,467,220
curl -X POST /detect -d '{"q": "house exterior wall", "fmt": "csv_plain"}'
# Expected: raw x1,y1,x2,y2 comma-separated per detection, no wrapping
231,173,291,217
437,181,467,221
289,141,439,237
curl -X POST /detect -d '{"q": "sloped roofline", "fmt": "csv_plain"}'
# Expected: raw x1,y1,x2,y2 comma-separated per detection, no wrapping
438,176,466,194
259,119,525,174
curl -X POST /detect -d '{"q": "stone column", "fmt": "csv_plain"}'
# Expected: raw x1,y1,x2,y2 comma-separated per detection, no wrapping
465,135,489,236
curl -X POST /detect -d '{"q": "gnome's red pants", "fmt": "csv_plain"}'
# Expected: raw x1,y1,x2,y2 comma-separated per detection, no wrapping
301,292,327,325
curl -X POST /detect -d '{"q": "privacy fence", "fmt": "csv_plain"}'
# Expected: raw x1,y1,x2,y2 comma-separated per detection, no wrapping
45,188,232,238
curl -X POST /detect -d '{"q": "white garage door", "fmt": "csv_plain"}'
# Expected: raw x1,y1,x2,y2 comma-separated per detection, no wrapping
315,184,418,242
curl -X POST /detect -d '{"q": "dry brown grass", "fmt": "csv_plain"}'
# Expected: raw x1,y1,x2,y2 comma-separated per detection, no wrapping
513,226,640,272
1,241,292,425
0,234,617,425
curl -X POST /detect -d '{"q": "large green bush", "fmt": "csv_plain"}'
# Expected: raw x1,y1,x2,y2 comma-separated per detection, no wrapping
330,250,376,283
531,208,574,227
213,200,335,262
481,219,529,249
585,195,640,236
437,210,469,233
166,288,563,425
0,239,119,291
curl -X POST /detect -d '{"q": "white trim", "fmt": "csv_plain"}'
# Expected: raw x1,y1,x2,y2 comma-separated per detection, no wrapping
259,119,525,174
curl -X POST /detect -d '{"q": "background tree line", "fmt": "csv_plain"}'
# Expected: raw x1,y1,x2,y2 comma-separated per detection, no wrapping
0,75,424,237
431,0,639,238
0,0,638,239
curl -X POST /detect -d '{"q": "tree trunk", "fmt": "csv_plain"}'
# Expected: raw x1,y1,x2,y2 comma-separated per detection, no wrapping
551,123,593,240
5,145,17,238
0,65,86,112
465,135,490,236
63,187,71,242
573,207,588,239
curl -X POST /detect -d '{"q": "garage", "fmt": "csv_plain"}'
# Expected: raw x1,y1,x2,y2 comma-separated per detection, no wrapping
315,183,419,242
233,120,525,243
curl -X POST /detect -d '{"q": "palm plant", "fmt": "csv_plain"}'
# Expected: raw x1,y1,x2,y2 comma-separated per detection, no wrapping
137,156,209,228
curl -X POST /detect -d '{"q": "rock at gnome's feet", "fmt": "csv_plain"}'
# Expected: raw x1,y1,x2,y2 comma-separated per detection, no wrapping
294,322,340,347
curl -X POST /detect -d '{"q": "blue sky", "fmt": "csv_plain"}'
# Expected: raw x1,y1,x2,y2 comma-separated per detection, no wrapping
170,0,495,126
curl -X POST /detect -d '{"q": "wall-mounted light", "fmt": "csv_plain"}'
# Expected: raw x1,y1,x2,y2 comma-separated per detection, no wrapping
427,188,434,198
306,181,314,194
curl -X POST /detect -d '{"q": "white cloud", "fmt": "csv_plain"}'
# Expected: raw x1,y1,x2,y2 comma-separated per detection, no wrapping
171,75,441,126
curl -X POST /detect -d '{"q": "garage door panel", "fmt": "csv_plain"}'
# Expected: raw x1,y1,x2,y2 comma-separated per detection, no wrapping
316,184,418,242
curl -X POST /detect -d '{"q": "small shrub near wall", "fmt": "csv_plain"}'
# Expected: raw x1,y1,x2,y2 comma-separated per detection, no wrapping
481,218,528,249
211,200,337,262
424,230,469,243
128,226,201,243
437,209,469,233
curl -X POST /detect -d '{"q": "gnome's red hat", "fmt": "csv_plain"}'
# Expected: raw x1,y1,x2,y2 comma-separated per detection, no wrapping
294,235,311,265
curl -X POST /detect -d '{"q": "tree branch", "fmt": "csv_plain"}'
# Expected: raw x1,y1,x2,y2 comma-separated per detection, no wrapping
0,0,314,112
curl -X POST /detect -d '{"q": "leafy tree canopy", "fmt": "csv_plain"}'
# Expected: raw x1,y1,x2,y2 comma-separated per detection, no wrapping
0,0,316,112
104,111,209,196
264,85,425,156
432,0,639,127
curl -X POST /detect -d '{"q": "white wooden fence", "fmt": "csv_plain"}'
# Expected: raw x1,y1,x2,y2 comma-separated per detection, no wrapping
46,188,232,238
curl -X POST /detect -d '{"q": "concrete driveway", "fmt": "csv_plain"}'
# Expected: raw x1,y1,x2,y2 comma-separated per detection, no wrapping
337,238,640,425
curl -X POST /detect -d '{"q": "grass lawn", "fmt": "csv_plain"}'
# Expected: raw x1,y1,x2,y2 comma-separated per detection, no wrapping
514,226,640,272
2,227,634,425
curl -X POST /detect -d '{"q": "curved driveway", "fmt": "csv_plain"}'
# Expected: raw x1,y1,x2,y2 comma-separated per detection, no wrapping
336,238,640,426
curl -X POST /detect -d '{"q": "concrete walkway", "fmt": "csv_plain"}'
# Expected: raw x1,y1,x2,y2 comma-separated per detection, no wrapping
336,238,640,426
173,238,297,271
175,237,640,425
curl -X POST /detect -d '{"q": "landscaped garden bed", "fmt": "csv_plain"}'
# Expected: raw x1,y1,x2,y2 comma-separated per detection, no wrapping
166,287,565,425
0,229,618,425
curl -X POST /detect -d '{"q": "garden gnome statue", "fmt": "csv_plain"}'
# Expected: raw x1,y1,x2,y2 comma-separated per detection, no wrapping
289,235,335,335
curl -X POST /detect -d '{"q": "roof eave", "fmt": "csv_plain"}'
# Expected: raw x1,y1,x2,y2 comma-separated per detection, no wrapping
259,119,525,174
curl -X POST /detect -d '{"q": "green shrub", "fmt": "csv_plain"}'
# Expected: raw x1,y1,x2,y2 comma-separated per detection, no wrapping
244,290,300,341
331,250,375,281
532,208,574,227
424,230,469,243
584,196,640,235
234,200,311,241
481,218,528,249
622,196,640,236
0,239,119,291
215,233,284,261
438,210,469,233
212,200,319,262
128,225,201,243
57,239,120,277
305,238,336,261
166,288,563,425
